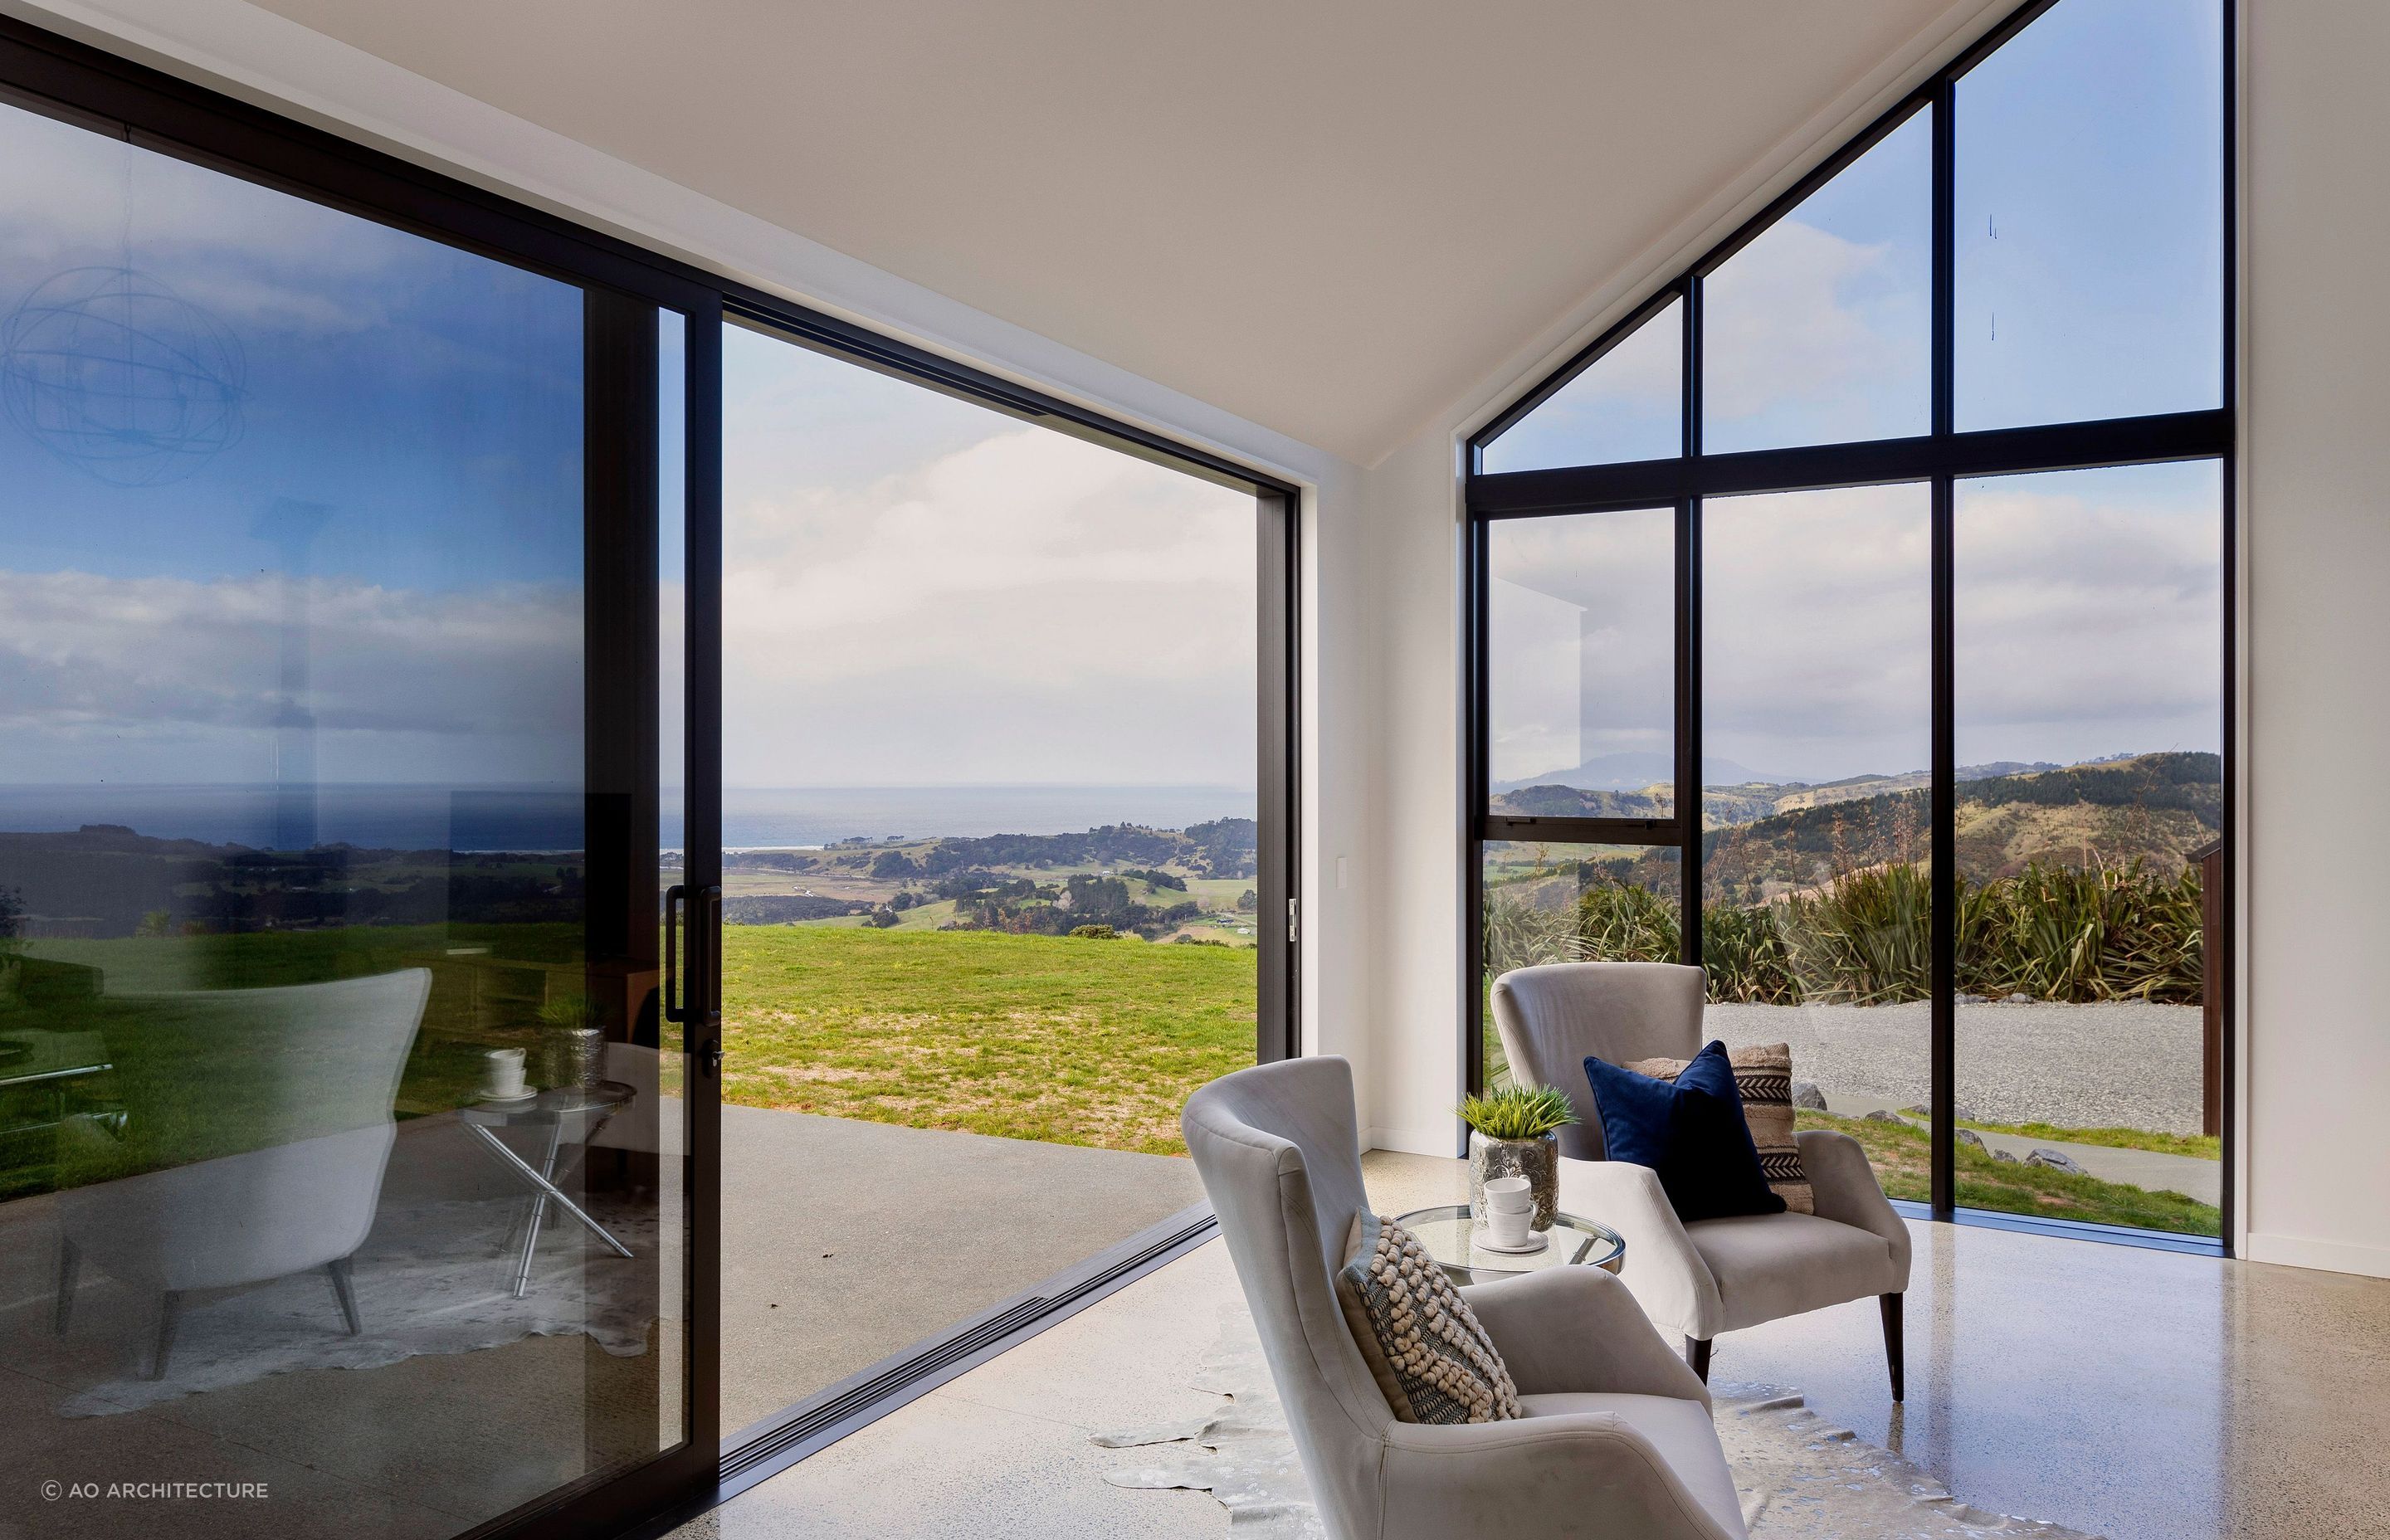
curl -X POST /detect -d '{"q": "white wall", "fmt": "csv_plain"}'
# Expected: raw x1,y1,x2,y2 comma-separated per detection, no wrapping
2236,2,2390,1278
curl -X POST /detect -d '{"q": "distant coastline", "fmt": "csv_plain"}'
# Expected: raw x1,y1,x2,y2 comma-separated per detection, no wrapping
0,782,1257,852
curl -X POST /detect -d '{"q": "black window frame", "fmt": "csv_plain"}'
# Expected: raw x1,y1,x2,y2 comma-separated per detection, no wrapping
0,13,1303,1540
1462,0,2235,1253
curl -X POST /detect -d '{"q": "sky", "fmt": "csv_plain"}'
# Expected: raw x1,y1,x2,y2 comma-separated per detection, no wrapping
1482,0,2222,474
1482,0,2225,792
0,0,2219,808
717,323,1258,791
0,100,586,792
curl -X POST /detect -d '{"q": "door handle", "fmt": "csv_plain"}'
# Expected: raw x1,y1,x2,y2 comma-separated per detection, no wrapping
663,883,686,1023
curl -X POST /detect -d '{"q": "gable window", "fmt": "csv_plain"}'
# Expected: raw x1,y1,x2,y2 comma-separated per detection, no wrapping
1465,0,2231,1248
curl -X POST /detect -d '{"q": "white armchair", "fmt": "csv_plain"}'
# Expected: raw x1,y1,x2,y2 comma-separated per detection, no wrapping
1492,962,1911,1396
1183,1055,1747,1540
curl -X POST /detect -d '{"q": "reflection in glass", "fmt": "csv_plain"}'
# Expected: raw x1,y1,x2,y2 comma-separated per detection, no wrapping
0,96,676,1533
1956,0,2224,429
1486,509,1675,816
1481,842,1681,1088
1480,300,1680,473
1704,112,1931,453
1699,485,1931,1196
1955,461,2222,1235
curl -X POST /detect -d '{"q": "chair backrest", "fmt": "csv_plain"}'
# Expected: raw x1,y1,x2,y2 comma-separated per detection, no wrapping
1182,1057,1392,1540
1490,961,1705,1160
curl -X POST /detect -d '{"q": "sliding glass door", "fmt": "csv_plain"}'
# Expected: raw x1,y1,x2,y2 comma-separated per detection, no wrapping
711,316,1293,1451
0,79,708,1539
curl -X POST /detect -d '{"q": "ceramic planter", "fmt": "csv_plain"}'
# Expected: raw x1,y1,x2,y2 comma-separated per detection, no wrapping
1468,1129,1559,1231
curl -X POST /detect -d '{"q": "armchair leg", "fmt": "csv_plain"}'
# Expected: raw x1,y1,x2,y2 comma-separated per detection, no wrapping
53,1239,80,1334
325,1256,363,1336
149,1291,183,1382
1685,1336,1711,1383
1880,1292,1905,1401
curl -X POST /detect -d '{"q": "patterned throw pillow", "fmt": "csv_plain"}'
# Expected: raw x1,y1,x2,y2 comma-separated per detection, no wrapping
1332,1211,1521,1425
1627,1041,1814,1214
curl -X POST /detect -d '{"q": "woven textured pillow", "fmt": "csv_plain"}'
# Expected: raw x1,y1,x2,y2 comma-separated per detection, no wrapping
1627,1040,1813,1214
1333,1211,1521,1425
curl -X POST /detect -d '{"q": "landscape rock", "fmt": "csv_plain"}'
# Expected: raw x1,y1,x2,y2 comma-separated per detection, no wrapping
2005,992,2034,1004
1955,1128,1986,1150
1791,1080,1828,1111
1992,1148,2019,1162
1863,1109,1905,1123
2026,1148,2086,1174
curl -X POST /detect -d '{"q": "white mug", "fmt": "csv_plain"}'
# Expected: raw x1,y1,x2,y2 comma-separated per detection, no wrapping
482,1047,527,1100
1486,1202,1534,1249
1484,1176,1534,1213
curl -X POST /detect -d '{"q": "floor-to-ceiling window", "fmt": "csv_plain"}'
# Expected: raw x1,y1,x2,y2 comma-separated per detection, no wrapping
1466,0,2228,1244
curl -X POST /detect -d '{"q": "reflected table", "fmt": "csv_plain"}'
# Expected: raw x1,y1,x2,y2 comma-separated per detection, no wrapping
458,1080,637,1297
1393,1206,1625,1287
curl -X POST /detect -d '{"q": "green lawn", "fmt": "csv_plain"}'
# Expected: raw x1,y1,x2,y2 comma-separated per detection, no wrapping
1802,1109,2221,1236
722,926,1256,1155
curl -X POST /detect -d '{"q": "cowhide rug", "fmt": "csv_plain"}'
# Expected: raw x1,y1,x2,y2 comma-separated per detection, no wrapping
52,1196,656,1417
1096,1304,2100,1539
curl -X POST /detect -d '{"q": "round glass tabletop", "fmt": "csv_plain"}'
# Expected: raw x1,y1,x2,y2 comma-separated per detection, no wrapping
1392,1205,1626,1284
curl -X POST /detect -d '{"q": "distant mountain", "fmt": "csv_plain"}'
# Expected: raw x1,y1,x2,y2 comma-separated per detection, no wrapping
1495,753,1771,793
1699,752,2221,901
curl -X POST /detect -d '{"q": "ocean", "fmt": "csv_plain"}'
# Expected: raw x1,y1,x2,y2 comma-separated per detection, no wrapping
0,783,1255,851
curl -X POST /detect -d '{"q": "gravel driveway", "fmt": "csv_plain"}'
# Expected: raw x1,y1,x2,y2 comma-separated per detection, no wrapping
1702,1000,2207,1134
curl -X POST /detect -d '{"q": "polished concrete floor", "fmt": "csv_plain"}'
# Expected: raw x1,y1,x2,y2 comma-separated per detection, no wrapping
680,1150,2390,1540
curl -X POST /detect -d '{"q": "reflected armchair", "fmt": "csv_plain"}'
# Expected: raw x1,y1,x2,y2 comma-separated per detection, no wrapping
54,968,431,1378
1491,962,1911,1396
1183,1056,1747,1540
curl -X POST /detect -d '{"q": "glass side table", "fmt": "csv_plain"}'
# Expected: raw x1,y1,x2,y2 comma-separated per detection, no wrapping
1393,1205,1625,1287
458,1079,637,1297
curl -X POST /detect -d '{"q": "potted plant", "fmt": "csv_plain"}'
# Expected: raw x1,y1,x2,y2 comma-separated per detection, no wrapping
538,993,604,1090
1456,1085,1578,1231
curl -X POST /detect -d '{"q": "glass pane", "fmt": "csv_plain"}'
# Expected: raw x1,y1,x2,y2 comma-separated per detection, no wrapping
1956,0,2225,429
1481,842,1681,1089
1480,299,1680,473
1955,461,2222,1236
1487,509,1675,816
1700,485,1932,1200
718,322,1252,1427
1703,112,1932,452
0,100,678,1531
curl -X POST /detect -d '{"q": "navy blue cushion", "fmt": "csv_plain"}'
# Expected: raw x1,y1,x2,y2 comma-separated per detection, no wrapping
1583,1040,1787,1223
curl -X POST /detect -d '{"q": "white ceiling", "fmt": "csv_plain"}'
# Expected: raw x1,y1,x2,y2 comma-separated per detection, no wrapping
247,0,1961,463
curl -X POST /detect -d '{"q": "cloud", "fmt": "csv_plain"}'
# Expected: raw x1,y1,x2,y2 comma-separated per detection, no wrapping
1954,471,2221,758
1704,485,1932,780
720,419,1258,786
1702,219,1928,444
0,568,582,782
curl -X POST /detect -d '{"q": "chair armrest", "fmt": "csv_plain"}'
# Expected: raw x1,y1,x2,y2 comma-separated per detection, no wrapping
1381,1415,1747,1540
1555,1156,1724,1341
1796,1128,1913,1289
1460,1265,1711,1407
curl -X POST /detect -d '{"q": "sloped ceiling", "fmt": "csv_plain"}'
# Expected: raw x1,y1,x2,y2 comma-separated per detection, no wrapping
246,0,1962,462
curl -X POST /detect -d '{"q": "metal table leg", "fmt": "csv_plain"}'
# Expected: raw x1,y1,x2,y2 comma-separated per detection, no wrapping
461,1121,635,1299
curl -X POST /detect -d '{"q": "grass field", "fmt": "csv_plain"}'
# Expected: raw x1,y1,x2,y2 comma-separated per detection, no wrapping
1801,1109,2221,1235
722,926,1256,1155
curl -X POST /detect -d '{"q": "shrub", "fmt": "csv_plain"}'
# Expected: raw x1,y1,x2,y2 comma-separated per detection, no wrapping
1483,856,2203,1007
1069,924,1119,940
